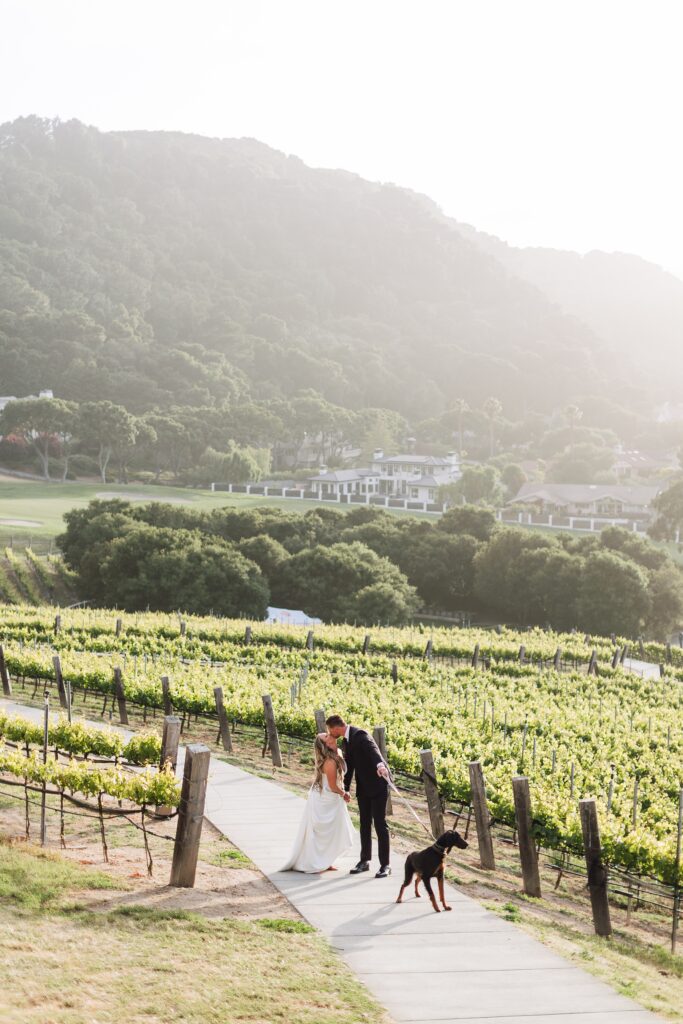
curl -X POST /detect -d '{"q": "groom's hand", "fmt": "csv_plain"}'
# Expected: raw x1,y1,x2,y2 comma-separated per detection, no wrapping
343,792,351,803
377,764,389,779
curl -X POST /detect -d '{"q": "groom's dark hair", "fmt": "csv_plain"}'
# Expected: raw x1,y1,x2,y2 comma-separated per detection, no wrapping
325,714,346,728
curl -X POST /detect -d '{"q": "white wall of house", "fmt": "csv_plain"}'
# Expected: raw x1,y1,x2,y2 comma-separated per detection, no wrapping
284,450,460,503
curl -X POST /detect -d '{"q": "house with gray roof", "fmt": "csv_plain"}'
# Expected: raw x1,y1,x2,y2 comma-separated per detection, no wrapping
509,482,661,518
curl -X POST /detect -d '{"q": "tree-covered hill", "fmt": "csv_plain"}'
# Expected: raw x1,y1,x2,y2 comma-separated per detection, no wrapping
455,220,683,398
1,115,621,421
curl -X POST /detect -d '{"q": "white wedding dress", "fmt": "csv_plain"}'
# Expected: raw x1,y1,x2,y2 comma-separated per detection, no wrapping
282,776,356,873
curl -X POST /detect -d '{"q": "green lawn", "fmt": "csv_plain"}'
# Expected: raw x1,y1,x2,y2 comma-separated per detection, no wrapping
0,479,334,546
3,477,677,561
0,477,438,548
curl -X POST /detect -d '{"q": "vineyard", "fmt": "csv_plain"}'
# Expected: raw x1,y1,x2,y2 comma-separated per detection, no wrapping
0,548,75,606
1,603,683,883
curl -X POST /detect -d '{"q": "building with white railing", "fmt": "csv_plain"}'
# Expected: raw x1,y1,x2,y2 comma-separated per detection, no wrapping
308,449,461,503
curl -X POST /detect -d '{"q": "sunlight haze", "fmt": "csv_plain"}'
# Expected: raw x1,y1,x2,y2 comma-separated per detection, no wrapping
2,0,682,277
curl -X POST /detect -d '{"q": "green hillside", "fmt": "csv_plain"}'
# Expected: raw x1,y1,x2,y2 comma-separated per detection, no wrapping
0,115,618,422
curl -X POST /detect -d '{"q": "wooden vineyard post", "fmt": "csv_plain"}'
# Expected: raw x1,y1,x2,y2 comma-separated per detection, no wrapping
512,776,541,897
170,744,210,887
160,715,181,771
314,709,327,733
40,691,49,846
373,726,392,815
113,668,128,725
53,655,68,709
579,798,612,937
553,647,562,670
262,694,283,767
54,614,61,634
157,715,181,817
611,648,621,670
472,644,480,669
607,764,616,813
671,786,683,954
419,749,444,838
391,662,398,683
306,630,314,651
0,644,12,696
115,617,122,637
469,761,495,870
244,625,252,645
161,676,173,716
213,687,233,752
587,650,598,675
362,633,371,655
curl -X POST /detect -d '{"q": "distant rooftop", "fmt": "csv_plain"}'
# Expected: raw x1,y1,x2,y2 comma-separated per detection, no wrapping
266,606,322,626
308,469,368,483
510,483,661,506
373,454,456,466
409,473,454,487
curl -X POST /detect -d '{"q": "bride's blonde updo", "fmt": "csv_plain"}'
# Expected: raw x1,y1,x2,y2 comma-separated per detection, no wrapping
313,733,345,792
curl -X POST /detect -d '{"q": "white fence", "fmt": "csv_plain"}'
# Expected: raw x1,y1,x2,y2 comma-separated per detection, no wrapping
211,482,443,514
211,482,654,535
498,509,650,535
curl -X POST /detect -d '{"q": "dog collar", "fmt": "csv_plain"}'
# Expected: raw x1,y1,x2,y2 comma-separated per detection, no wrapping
431,841,446,854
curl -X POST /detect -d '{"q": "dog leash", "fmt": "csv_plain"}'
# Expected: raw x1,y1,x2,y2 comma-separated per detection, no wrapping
379,760,436,841
387,778,436,840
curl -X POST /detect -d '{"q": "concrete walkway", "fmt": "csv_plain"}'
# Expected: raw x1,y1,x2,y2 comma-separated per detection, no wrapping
624,658,663,680
0,698,660,1024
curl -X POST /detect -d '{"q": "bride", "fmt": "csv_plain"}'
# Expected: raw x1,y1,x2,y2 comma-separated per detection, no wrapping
282,732,356,873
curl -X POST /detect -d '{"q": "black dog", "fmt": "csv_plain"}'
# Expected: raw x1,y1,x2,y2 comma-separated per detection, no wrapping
396,829,468,913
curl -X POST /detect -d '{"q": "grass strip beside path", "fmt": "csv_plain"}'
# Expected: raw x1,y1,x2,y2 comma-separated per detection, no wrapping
0,838,389,1024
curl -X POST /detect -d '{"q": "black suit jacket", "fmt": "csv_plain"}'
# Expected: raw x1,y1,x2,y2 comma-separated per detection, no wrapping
342,726,389,799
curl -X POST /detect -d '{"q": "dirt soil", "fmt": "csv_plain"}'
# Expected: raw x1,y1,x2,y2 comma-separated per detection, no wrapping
0,793,299,923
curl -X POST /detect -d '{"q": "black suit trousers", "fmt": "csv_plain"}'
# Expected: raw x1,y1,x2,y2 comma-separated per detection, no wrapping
357,791,390,866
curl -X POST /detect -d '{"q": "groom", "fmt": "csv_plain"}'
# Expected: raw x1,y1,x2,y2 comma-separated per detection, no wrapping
325,714,391,878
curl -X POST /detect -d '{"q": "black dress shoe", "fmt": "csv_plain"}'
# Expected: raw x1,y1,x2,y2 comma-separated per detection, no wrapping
350,861,370,874
375,865,392,878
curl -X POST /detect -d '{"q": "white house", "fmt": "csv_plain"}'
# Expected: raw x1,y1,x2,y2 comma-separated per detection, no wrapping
307,450,461,503
308,468,379,498
0,389,54,413
369,450,461,501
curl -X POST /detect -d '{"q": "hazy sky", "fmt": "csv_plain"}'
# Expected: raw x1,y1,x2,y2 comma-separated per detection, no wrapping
3,0,683,277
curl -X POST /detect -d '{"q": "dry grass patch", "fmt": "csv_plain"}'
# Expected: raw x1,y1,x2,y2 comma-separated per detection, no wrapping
0,904,387,1024
0,824,390,1024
